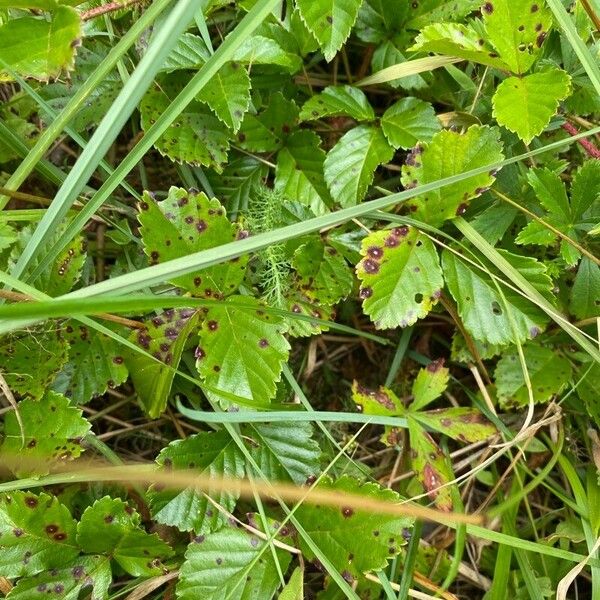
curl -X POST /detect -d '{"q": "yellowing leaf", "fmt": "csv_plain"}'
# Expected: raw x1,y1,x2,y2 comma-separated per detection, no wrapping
410,359,449,411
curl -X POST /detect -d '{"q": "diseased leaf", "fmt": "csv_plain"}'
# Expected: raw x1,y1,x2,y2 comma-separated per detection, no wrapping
296,0,362,61
177,526,291,600
77,497,173,576
492,69,572,144
410,359,449,411
406,0,481,29
0,491,78,577
381,97,440,150
52,324,128,405
299,85,374,122
401,125,504,227
125,308,199,418
148,431,244,535
494,344,572,408
241,421,321,484
196,62,251,132
196,296,290,406
295,476,412,580
571,258,600,320
2,392,90,477
324,125,394,207
356,225,444,329
137,187,246,297
0,6,82,81
412,408,497,443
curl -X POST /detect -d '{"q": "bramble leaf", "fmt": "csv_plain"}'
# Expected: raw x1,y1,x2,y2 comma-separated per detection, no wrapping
412,408,497,443
149,431,244,535
571,258,600,320
280,567,304,600
401,125,504,227
356,226,444,329
324,125,394,207
410,359,449,411
492,70,572,144
295,476,412,580
406,0,481,29
196,296,290,406
296,0,362,62
299,85,374,122
2,392,90,477
355,0,408,43
137,187,246,297
381,97,440,150
494,344,572,408
177,526,291,600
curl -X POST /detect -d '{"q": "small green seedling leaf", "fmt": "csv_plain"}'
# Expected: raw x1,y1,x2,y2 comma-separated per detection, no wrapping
410,359,449,411
148,430,245,535
299,85,374,122
356,225,444,329
380,97,440,149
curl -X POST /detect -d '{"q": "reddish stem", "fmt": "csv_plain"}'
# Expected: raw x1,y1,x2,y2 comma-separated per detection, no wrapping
561,121,600,159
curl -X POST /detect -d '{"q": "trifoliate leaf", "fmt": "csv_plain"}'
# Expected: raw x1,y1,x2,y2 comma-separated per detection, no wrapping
149,431,244,535
492,70,572,144
401,125,504,227
0,6,82,81
292,238,353,305
275,130,331,215
294,476,412,580
196,62,251,133
2,392,90,478
299,85,374,122
0,326,68,400
442,249,549,345
177,526,291,600
196,295,290,406
137,186,246,297
140,77,230,170
355,0,408,43
356,225,444,329
52,324,128,405
296,0,362,62
0,491,78,577
237,92,298,153
482,0,553,74
77,497,173,576
381,97,440,149
571,258,600,320
410,359,449,411
412,408,497,443
6,555,111,600
494,344,572,408
241,421,321,484
125,308,199,418
324,125,394,207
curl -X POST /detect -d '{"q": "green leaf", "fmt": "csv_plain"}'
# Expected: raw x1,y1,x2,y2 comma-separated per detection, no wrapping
196,296,290,406
0,222,18,252
140,77,230,171
570,159,600,221
407,416,455,511
125,308,199,418
356,225,444,329
299,85,374,122
570,258,600,319
355,0,408,43
148,430,245,535
295,476,412,580
241,421,321,484
275,130,331,215
6,555,111,600
324,125,394,207
0,6,82,80
492,69,572,144
406,0,481,29
52,324,128,405
442,249,549,345
161,32,211,71
77,497,173,576
494,344,572,408
279,567,303,600
237,92,299,153
410,359,449,411
296,0,362,61
177,526,291,600
137,187,247,297
380,97,440,150
292,238,353,305
371,41,428,91
401,125,504,227
0,491,78,577
234,35,302,71
196,62,251,133
412,408,497,443
2,391,90,477
0,326,69,400
482,0,553,74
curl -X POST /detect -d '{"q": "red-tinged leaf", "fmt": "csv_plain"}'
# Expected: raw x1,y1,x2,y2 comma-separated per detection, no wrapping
413,407,496,443
410,359,449,411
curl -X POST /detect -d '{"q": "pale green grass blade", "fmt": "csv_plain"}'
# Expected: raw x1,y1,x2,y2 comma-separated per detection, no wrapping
356,56,461,86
